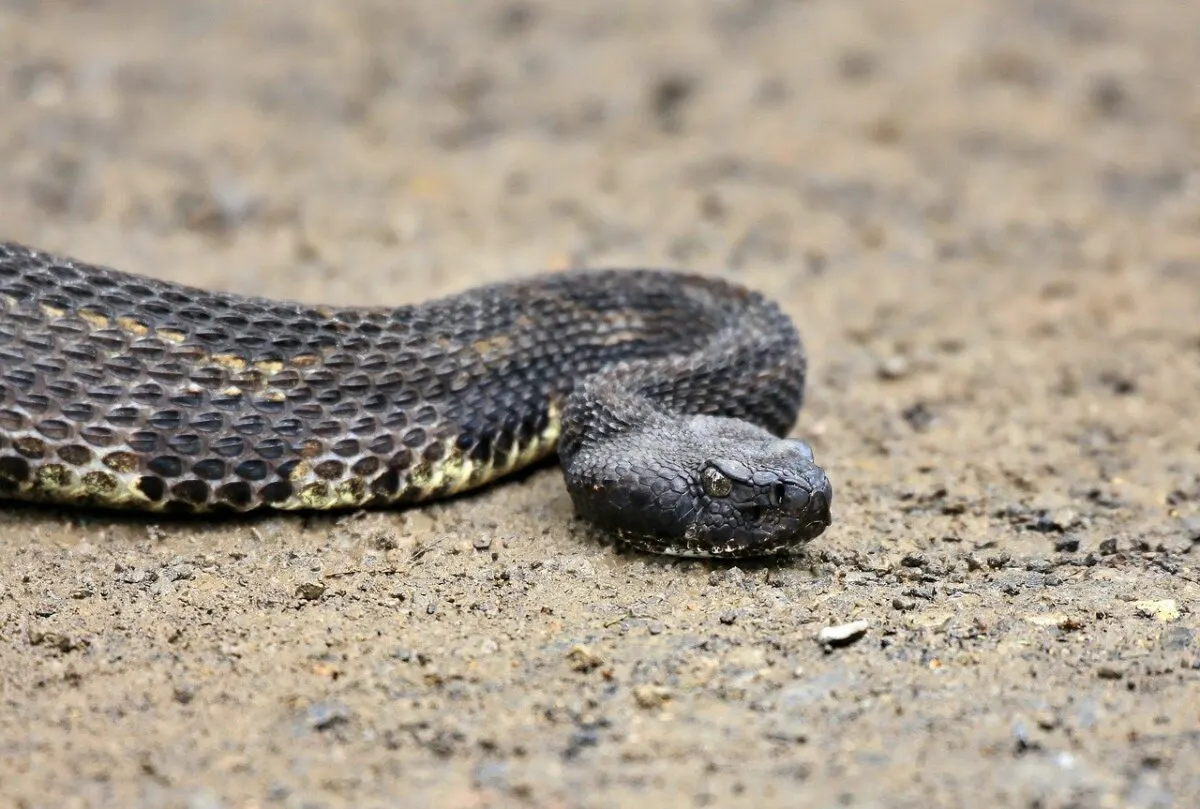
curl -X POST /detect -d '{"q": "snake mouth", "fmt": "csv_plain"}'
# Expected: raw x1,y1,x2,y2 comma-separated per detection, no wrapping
618,509,831,559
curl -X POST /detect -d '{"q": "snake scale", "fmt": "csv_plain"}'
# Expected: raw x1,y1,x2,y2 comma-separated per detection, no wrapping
0,241,832,557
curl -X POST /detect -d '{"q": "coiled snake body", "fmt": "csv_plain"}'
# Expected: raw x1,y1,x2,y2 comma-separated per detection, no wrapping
0,242,832,557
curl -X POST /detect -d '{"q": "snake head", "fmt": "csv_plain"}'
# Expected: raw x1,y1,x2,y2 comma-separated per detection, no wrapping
680,439,833,557
563,415,833,558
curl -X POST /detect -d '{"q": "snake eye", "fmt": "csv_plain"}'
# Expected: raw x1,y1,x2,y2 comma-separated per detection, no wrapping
701,465,733,498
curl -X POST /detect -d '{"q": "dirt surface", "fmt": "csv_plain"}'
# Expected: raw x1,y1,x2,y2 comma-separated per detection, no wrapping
1,1,1198,807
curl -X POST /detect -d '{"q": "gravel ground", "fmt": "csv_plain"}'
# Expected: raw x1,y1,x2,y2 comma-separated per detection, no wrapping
1,1,1198,807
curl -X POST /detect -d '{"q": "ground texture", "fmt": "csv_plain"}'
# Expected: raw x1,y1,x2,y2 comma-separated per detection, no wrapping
1,1,1198,807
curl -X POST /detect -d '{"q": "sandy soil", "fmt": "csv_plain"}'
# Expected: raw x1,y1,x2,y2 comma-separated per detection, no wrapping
1,1,1198,807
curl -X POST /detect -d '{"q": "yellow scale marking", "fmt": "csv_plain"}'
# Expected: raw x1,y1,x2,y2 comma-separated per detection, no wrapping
10,291,569,515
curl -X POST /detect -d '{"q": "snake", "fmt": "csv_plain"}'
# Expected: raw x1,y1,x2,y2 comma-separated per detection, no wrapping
0,240,832,558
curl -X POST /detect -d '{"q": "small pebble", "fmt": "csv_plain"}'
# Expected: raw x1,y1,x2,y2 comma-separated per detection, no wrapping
877,355,910,380
372,531,399,550
817,619,870,647
305,701,352,731
987,552,1011,570
1011,719,1033,752
632,684,673,709
709,567,746,586
901,402,936,431
1132,599,1180,622
473,536,492,551
567,644,604,673
295,581,325,600
119,567,157,585
1181,516,1200,542
1034,710,1060,730
162,564,195,582
1036,508,1078,532
1054,535,1081,553
906,585,936,601
719,610,739,625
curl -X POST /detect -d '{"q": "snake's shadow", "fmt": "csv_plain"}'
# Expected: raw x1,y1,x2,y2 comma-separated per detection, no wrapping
0,456,558,530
